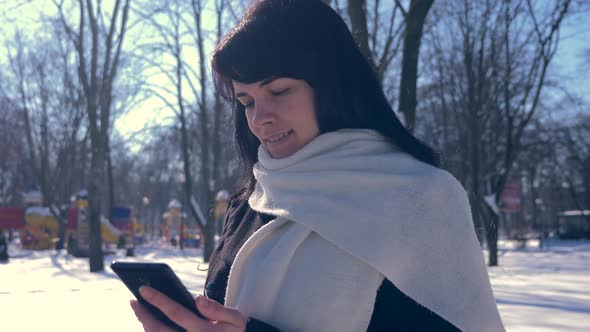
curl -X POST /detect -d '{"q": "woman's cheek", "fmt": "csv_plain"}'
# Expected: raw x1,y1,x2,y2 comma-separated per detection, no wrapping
244,111,261,140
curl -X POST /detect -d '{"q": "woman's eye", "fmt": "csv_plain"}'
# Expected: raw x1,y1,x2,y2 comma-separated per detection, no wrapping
271,88,290,96
239,99,254,109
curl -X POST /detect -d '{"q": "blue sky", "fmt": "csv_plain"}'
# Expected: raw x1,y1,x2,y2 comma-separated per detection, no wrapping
547,4,590,100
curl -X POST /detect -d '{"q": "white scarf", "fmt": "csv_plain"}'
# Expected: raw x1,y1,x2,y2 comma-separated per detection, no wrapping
225,129,504,332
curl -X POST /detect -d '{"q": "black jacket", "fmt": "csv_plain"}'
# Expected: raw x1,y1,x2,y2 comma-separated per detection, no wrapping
204,198,461,331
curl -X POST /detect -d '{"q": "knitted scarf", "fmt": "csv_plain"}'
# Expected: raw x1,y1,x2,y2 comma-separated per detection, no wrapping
225,129,504,332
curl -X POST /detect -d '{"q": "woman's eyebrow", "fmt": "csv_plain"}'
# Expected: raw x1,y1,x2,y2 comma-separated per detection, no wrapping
259,77,278,87
235,78,279,98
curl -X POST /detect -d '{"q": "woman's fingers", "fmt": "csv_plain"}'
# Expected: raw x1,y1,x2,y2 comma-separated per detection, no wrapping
139,286,208,331
195,295,247,328
130,299,175,332
134,286,247,332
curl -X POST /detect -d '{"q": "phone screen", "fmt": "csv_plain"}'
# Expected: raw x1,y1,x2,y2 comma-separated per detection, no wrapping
111,261,203,331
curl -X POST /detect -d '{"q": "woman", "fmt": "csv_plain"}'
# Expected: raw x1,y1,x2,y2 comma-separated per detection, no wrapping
130,0,505,331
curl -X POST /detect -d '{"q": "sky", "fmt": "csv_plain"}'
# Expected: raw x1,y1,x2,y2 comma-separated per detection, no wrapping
0,0,588,152
547,4,590,104
0,0,224,151
113,1,590,145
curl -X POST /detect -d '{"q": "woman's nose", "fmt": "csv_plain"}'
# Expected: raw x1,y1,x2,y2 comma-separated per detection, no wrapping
250,102,275,127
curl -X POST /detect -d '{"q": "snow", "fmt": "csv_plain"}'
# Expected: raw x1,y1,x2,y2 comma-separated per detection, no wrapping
1,239,589,331
557,210,590,217
168,199,182,210
1,243,208,332
488,240,590,331
24,206,52,217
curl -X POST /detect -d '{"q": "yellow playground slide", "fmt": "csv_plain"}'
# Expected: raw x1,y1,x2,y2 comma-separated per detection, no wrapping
101,216,122,244
23,207,121,248
23,207,59,250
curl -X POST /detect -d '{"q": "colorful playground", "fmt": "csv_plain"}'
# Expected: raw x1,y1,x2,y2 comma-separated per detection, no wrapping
0,189,205,256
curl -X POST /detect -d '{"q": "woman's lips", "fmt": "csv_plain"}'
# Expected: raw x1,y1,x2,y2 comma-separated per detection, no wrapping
265,129,294,144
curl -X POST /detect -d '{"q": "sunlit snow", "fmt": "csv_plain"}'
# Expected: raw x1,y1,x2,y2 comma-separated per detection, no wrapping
1,239,589,331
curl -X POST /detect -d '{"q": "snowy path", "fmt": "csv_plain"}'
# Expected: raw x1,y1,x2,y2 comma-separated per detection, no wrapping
1,240,589,331
489,241,590,331
1,246,208,332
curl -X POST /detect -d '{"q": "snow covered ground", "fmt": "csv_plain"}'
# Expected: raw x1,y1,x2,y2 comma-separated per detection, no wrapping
1,239,589,331
488,240,590,331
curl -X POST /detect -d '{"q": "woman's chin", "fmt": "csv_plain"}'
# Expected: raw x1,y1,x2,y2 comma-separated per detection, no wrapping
268,149,296,159
263,137,298,159
263,143,298,159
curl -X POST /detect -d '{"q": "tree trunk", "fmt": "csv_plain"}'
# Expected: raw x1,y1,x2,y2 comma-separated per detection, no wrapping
398,0,434,132
487,213,499,266
212,0,224,223
88,134,105,272
178,83,191,252
193,0,215,262
55,209,67,251
179,212,185,250
107,137,115,220
348,0,375,69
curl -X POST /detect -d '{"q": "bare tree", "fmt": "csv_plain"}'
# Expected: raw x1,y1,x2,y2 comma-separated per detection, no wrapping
345,0,407,85
423,0,572,265
0,92,25,205
481,0,572,266
397,0,434,132
135,0,236,260
422,0,504,245
554,114,590,217
348,0,374,69
4,25,89,248
55,0,131,272
344,0,434,131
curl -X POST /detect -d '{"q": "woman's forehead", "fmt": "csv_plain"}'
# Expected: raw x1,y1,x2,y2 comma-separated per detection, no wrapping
233,77,295,93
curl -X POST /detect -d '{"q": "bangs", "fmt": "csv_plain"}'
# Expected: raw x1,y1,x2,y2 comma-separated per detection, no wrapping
212,10,320,100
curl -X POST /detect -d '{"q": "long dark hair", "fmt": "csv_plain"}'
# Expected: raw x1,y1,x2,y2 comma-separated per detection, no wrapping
212,0,440,201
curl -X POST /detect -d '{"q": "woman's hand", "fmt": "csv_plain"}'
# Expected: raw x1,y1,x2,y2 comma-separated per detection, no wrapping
130,286,248,332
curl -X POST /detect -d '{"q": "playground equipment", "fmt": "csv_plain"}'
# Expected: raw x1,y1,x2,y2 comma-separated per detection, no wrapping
21,207,59,250
67,205,133,255
66,190,91,256
163,199,183,244
162,199,201,248
0,188,140,254
131,219,145,245
112,206,143,246
101,215,122,244
66,190,139,256
66,210,130,255
0,191,59,250
16,188,59,249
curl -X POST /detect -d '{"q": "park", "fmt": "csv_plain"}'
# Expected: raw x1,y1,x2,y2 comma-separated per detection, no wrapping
1,0,589,331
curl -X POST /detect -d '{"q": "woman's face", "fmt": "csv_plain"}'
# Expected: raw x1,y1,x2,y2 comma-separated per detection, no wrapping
233,78,320,159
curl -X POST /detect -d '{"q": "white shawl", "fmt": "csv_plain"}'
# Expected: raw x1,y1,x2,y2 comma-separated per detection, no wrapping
225,129,504,332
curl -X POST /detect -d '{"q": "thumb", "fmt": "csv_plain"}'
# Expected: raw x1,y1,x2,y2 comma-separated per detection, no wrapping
196,295,246,327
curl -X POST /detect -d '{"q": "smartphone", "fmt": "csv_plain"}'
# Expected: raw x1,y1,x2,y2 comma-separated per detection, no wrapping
110,261,204,331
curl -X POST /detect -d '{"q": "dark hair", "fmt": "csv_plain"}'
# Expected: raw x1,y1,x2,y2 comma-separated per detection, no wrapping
212,0,440,200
